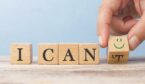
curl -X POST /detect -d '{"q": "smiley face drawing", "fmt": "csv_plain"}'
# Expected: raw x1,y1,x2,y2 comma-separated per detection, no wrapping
113,38,125,49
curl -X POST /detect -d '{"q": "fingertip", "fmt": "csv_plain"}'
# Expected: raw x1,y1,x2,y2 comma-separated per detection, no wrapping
128,35,140,50
98,35,108,48
98,36,104,47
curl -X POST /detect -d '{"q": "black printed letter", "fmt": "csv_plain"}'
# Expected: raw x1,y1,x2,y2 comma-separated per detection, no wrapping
43,49,54,61
84,48,96,61
17,48,23,61
63,49,75,61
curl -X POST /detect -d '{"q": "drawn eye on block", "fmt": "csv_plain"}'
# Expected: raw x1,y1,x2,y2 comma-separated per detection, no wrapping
107,36,129,64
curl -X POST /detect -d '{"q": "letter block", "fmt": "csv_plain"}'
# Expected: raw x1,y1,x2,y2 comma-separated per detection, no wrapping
38,43,58,65
59,44,79,65
108,36,129,64
79,43,100,65
10,43,32,64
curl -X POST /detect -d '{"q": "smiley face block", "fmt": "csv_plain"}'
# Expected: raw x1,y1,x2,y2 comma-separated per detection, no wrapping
108,36,129,64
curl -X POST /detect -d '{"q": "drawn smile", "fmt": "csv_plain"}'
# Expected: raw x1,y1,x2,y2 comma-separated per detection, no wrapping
113,38,125,49
114,43,125,49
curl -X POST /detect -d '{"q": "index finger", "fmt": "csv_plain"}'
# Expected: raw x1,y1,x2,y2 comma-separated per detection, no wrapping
97,0,121,48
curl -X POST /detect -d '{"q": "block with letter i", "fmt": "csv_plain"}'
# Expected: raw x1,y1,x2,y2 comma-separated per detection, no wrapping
108,36,129,64
10,43,32,64
79,43,100,65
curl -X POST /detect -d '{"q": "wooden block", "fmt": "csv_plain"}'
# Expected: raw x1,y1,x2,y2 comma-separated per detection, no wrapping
10,43,32,64
79,43,100,65
59,44,79,65
108,36,129,64
38,43,58,65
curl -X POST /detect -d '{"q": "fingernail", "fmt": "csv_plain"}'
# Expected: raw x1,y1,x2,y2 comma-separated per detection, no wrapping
129,36,140,50
98,36,103,46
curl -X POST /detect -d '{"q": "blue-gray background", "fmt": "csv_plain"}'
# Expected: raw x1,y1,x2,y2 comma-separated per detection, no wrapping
0,0,144,57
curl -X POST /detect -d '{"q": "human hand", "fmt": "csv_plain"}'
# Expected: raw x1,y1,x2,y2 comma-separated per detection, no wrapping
97,0,145,50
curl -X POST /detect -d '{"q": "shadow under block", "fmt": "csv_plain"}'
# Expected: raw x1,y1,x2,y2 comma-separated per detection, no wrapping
38,44,58,65
59,44,79,65
79,43,100,65
108,36,129,64
10,43,32,64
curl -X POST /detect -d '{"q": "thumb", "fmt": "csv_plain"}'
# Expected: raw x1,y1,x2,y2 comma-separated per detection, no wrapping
128,13,145,50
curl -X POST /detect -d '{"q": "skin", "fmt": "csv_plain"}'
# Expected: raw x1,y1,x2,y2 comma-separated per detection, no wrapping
97,0,145,50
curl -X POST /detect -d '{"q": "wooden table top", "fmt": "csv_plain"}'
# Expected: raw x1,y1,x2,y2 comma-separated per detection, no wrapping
0,57,145,84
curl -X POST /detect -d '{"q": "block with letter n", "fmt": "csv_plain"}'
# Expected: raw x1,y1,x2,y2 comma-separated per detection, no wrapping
79,43,100,64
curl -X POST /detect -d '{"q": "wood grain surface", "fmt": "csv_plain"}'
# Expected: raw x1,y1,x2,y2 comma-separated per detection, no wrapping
0,56,145,84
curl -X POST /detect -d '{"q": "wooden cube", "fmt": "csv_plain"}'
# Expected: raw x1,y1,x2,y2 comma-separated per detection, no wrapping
108,36,129,64
79,43,100,65
38,43,58,65
59,44,79,65
10,43,32,64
